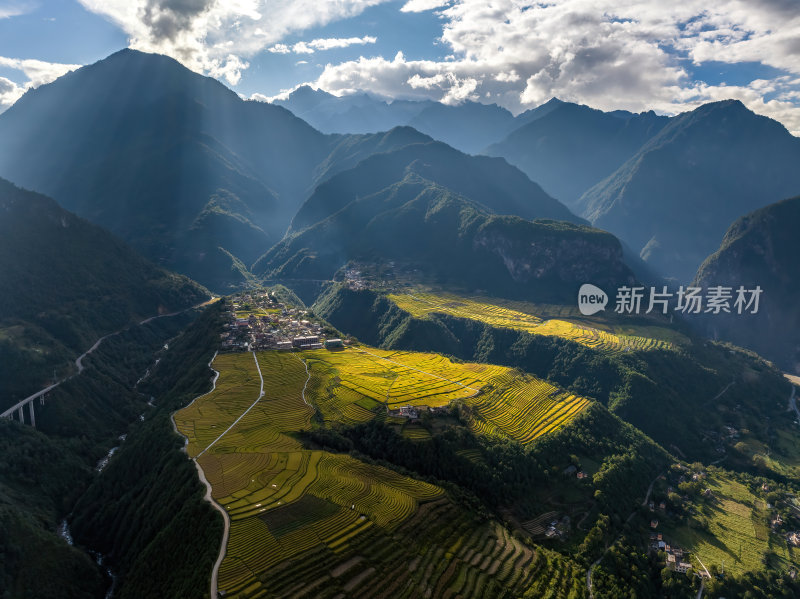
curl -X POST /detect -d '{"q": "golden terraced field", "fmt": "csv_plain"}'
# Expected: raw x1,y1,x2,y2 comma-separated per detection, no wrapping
388,292,680,354
174,347,592,597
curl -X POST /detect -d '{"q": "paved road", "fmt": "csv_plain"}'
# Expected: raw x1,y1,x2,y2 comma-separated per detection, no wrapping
192,458,229,599
1,300,213,420
170,352,229,599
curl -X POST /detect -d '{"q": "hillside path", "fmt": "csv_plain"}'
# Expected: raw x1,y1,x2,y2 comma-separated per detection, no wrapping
196,351,265,458
587,470,663,598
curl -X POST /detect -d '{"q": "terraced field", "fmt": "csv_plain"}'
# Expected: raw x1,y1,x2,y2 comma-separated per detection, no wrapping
302,347,506,419
220,498,587,599
175,348,591,598
664,474,799,575
464,376,591,444
388,291,680,354
300,347,589,444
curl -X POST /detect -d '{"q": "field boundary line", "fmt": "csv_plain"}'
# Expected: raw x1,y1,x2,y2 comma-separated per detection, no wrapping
296,355,314,409
196,351,265,458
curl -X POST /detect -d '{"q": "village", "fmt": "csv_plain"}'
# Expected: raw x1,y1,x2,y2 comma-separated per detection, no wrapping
220,289,346,352
642,464,800,581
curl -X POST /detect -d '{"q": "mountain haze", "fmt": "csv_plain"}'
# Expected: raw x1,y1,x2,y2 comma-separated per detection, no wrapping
0,49,333,290
275,86,518,154
486,102,668,207
693,195,800,373
291,140,582,233
579,100,800,282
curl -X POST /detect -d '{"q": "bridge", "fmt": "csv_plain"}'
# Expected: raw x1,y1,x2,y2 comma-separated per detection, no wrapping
1,298,217,428
0,383,53,426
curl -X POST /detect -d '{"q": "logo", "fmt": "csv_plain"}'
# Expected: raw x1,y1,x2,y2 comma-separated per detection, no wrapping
578,284,608,316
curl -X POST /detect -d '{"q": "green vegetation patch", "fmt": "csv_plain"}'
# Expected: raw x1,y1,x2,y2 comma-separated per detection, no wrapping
259,494,341,537
664,473,798,575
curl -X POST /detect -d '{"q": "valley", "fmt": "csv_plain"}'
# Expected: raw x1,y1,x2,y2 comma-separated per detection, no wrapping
0,35,798,599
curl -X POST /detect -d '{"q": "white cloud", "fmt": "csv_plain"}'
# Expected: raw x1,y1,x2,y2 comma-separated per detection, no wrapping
0,1,33,19
268,44,291,55
270,36,377,55
400,0,450,13
0,56,80,112
77,0,390,84
308,0,800,134
0,76,22,110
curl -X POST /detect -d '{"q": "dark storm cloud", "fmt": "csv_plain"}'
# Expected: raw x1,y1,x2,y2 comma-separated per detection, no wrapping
140,0,215,41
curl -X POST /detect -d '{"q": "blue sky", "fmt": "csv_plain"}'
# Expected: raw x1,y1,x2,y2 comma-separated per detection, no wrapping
1,0,799,133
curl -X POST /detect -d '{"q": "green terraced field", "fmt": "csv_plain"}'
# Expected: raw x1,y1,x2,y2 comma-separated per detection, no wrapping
388,291,683,354
175,349,591,598
664,473,799,575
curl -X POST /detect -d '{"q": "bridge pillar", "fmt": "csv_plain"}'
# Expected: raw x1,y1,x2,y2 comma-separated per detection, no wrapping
17,406,24,424
29,402,35,427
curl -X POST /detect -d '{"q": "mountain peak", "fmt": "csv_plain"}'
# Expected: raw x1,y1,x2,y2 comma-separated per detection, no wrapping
91,47,191,74
685,98,759,122
290,85,334,99
540,97,564,108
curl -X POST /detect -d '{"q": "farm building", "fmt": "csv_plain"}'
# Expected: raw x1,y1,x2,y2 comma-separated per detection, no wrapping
293,335,320,348
398,406,419,419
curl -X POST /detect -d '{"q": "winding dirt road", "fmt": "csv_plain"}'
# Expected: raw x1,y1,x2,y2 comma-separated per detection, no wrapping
172,349,313,599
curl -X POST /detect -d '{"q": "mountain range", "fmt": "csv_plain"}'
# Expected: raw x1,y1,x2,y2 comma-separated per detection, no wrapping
0,49,333,290
274,86,519,154
256,135,627,299
486,102,669,208
0,50,625,295
280,88,800,288
255,171,632,302
580,99,800,282
1,47,798,366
